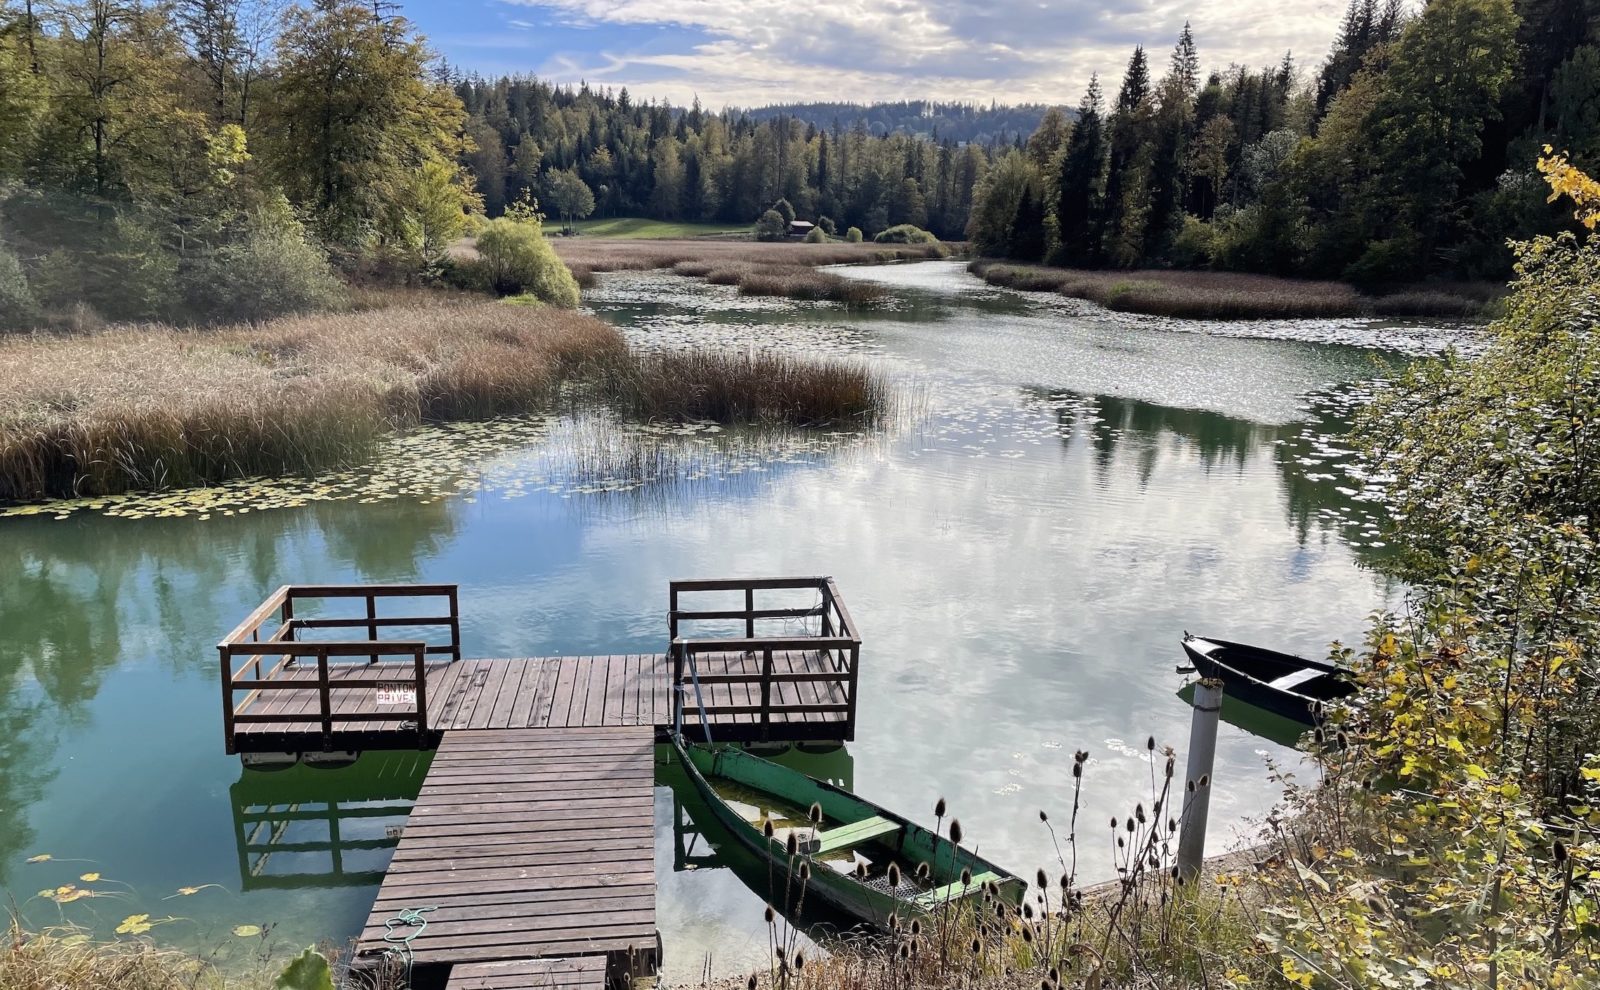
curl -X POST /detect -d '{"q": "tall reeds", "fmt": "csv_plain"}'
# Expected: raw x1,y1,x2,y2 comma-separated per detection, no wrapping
0,302,893,502
967,259,1498,320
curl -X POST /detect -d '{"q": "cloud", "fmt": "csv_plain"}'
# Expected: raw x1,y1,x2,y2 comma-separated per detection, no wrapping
482,0,1348,106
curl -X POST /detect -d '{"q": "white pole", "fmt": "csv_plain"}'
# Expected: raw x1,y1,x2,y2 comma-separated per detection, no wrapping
1177,678,1223,882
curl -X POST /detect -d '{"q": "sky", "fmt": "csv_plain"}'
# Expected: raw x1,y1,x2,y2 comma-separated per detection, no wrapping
404,0,1356,109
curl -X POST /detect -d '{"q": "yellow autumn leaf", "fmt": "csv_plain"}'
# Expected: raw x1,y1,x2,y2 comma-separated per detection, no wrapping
79,872,100,883
1581,766,1600,782
231,925,262,938
116,914,154,935
25,854,51,864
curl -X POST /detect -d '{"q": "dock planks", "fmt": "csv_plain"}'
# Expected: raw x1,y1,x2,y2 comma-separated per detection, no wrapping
355,727,657,982
231,652,849,753
446,956,607,990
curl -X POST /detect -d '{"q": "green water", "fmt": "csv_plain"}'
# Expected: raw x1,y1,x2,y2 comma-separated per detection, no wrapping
0,260,1460,979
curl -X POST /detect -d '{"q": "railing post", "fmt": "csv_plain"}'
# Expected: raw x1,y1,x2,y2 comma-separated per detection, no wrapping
282,594,296,667
413,645,429,745
745,586,755,639
672,638,684,740
317,646,333,749
669,585,679,642
220,645,236,755
847,644,860,738
448,586,461,661
366,594,379,664
1178,678,1224,882
760,648,773,742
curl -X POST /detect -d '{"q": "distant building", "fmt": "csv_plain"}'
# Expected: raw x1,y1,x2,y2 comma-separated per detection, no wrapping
787,220,815,239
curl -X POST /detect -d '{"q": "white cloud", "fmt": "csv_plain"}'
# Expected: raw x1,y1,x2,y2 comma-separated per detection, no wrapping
495,0,1351,106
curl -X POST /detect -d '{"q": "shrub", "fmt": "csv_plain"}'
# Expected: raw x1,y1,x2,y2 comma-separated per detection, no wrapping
1169,215,1218,268
0,241,38,330
754,209,788,242
470,217,580,306
183,197,344,323
844,226,863,243
802,226,827,243
817,215,837,236
873,223,937,244
770,198,796,225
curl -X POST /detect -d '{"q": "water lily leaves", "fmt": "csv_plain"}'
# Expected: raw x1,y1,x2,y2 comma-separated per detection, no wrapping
232,924,263,937
167,883,222,898
274,947,334,990
116,914,154,935
79,872,100,882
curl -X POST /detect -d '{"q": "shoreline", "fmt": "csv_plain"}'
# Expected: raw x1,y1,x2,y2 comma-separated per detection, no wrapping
967,258,1499,321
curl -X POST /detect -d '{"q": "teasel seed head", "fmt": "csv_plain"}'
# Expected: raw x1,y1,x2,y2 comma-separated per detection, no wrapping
1186,780,1196,793
763,818,775,839
887,911,900,931
1074,749,1088,765
1039,809,1048,823
764,904,775,925
809,802,822,824
775,945,786,960
1117,837,1125,849
1135,803,1146,824
935,797,947,818
949,819,963,845
898,942,910,960
1110,816,1118,830
1036,868,1048,889
855,860,868,879
1072,762,1083,779
916,861,931,881
910,918,922,937
1021,923,1034,943
1555,839,1569,863
888,862,901,887
1199,773,1210,788
786,832,799,856
1022,902,1034,920
1126,817,1136,834
798,861,811,882
971,937,982,956
795,953,805,972
1146,735,1156,751
1165,756,1175,779
961,866,972,886
1059,873,1070,891
747,974,757,990
1169,818,1178,834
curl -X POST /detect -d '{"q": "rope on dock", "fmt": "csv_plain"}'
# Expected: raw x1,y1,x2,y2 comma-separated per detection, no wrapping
378,905,437,983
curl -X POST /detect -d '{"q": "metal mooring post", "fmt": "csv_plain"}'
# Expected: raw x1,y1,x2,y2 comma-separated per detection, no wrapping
1177,677,1224,882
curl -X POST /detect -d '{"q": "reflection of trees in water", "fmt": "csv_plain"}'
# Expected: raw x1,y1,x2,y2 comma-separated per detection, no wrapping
0,497,461,884
1037,388,1390,562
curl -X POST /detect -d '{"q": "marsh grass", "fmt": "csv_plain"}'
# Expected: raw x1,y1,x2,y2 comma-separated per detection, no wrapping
557,238,943,302
968,259,1498,320
0,302,893,502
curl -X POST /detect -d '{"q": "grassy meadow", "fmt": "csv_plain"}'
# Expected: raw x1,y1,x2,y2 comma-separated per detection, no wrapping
563,217,753,239
968,259,1499,320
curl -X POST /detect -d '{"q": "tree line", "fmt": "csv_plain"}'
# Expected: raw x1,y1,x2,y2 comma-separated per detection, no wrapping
970,0,1600,282
0,0,478,325
452,76,999,240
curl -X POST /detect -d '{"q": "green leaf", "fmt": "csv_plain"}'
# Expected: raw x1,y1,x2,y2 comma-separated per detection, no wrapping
275,947,334,990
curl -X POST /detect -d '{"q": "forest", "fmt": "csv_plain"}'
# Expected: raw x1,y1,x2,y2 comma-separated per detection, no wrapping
968,0,1600,282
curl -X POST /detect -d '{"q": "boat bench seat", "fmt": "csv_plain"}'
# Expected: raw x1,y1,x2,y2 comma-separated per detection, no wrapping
911,870,1002,909
1267,668,1323,691
807,816,900,855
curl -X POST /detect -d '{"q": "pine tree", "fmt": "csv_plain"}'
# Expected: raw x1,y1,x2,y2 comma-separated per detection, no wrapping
1103,46,1156,265
1051,75,1106,265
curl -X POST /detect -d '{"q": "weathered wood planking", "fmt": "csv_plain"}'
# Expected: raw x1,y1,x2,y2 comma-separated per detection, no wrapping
355,727,657,983
446,956,607,990
230,652,851,752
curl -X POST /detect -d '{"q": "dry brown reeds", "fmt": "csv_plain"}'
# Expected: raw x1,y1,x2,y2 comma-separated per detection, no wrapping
967,259,1498,320
609,350,889,426
556,238,942,301
0,300,893,501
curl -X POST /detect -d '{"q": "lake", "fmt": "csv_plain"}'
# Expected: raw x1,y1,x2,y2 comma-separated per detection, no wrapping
0,259,1456,980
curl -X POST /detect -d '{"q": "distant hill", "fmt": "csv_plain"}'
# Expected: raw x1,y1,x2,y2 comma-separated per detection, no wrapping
732,101,1072,145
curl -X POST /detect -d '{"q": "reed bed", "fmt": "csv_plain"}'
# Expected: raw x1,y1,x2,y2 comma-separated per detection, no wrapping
0,302,892,502
556,238,942,301
967,259,1497,320
609,350,889,426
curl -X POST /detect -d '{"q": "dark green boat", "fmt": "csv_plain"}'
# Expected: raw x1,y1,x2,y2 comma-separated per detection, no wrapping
673,738,1027,925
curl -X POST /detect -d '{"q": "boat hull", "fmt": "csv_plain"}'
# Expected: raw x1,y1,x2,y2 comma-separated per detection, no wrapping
1182,636,1353,726
673,739,1024,927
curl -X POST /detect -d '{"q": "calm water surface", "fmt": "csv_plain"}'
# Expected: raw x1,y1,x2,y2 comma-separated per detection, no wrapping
0,261,1452,979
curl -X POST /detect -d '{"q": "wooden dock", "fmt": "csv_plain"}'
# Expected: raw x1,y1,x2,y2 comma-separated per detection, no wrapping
354,727,656,980
216,578,864,988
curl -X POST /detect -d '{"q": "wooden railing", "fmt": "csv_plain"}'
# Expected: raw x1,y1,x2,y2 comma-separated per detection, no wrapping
669,577,862,741
219,584,461,753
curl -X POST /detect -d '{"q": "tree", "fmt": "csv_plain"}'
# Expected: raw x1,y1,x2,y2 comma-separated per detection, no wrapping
0,10,45,181
770,196,795,224
754,208,786,241
263,0,467,246
967,150,1039,257
648,136,684,219
1051,76,1107,265
470,214,578,305
1103,46,1156,265
542,167,593,229
406,158,479,264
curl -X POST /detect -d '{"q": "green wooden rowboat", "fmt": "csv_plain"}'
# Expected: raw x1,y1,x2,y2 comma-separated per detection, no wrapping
673,737,1027,926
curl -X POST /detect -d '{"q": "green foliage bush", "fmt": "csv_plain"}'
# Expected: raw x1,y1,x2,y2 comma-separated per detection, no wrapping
754,209,788,242
872,224,937,244
770,198,796,225
183,197,343,323
0,241,38,330
802,226,827,243
1168,215,1217,268
468,216,580,306
844,226,863,243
